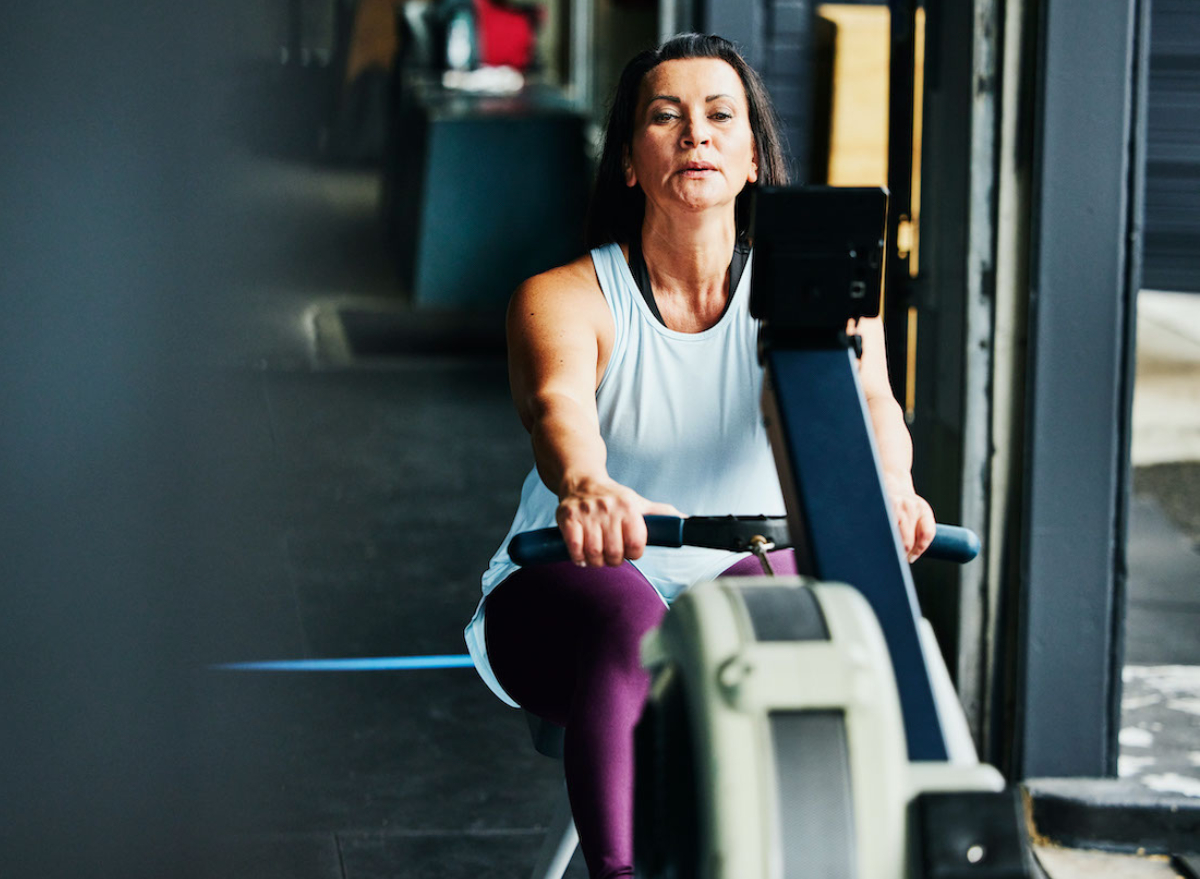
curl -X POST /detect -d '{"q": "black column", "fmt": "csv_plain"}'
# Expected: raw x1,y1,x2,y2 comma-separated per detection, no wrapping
885,0,917,404
1013,0,1146,778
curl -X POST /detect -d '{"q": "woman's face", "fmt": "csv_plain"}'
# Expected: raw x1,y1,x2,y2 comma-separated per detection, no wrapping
626,57,759,218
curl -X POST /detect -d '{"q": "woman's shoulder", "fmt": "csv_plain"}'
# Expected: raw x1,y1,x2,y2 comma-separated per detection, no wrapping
507,249,618,376
512,250,607,310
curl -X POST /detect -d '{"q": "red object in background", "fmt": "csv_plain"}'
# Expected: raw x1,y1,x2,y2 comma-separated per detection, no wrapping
473,0,541,70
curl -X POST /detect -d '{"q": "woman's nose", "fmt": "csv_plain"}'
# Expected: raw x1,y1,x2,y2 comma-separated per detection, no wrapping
681,119,711,147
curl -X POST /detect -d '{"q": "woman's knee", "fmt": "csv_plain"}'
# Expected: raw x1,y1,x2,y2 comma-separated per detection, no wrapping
585,574,666,664
487,562,665,687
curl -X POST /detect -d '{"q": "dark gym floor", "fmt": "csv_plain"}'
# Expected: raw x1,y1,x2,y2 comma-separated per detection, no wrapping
194,154,1200,878
190,154,586,879
195,362,580,878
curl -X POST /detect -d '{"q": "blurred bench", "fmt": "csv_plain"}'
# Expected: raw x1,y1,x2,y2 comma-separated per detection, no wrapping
382,79,591,309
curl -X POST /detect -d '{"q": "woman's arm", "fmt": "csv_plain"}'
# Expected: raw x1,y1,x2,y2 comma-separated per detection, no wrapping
507,263,681,567
853,316,936,561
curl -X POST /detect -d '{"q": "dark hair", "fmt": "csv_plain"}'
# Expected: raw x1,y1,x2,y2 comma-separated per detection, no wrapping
584,33,790,249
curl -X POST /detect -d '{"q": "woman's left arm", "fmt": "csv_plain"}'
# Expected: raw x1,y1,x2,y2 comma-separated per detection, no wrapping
853,316,936,562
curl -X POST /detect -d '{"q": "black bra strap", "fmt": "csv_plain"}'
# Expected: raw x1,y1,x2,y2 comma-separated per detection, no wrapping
627,237,751,327
627,235,664,323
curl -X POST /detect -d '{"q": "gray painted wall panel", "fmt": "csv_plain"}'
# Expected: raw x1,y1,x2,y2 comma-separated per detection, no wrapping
1017,0,1141,778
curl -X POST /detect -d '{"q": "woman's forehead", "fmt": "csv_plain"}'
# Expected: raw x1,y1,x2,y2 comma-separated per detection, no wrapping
638,58,747,105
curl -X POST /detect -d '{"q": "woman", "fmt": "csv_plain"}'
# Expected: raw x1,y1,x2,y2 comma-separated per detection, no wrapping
464,34,935,879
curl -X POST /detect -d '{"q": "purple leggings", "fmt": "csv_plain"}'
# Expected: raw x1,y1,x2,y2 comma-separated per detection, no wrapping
484,550,796,879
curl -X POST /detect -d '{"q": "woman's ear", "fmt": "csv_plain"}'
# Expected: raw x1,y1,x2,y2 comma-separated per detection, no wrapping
623,152,638,188
748,145,759,184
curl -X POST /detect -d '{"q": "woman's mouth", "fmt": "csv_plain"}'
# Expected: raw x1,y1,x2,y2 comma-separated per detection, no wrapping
679,162,717,178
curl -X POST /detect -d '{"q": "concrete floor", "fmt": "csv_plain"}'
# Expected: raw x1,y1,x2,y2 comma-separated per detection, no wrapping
1034,844,1183,879
193,152,1198,878
1132,291,1200,467
1121,291,1200,812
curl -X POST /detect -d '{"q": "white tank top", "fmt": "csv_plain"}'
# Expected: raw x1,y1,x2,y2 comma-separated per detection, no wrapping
464,242,785,706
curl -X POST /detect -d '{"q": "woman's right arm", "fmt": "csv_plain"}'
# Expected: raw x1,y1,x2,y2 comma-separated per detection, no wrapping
507,265,681,567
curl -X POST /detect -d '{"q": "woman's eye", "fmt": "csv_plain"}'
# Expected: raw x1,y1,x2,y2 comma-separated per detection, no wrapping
652,112,678,123
711,111,733,121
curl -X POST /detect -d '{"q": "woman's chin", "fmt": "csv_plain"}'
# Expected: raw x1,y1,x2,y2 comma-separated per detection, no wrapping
677,194,736,215
656,184,736,214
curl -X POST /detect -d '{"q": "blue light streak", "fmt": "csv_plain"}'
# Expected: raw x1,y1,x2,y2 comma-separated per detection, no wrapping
214,654,474,672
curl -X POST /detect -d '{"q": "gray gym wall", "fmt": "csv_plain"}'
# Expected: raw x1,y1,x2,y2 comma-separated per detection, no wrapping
0,0,277,873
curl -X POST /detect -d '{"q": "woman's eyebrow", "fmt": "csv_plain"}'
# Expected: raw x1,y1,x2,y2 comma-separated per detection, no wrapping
647,93,735,104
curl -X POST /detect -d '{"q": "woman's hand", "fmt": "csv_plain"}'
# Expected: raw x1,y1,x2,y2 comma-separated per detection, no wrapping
884,474,936,563
557,477,684,567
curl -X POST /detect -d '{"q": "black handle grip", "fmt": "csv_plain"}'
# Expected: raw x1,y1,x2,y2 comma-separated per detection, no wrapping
507,515,684,566
922,524,981,564
507,517,980,566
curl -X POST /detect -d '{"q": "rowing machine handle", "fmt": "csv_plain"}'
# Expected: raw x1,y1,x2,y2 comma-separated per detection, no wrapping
507,517,980,566
508,515,685,567
929,524,981,564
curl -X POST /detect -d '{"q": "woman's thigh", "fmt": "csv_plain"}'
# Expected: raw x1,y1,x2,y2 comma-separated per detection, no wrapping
483,561,667,726
718,547,797,578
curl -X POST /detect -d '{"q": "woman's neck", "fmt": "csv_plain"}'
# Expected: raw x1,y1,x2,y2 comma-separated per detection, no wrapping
639,205,736,317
